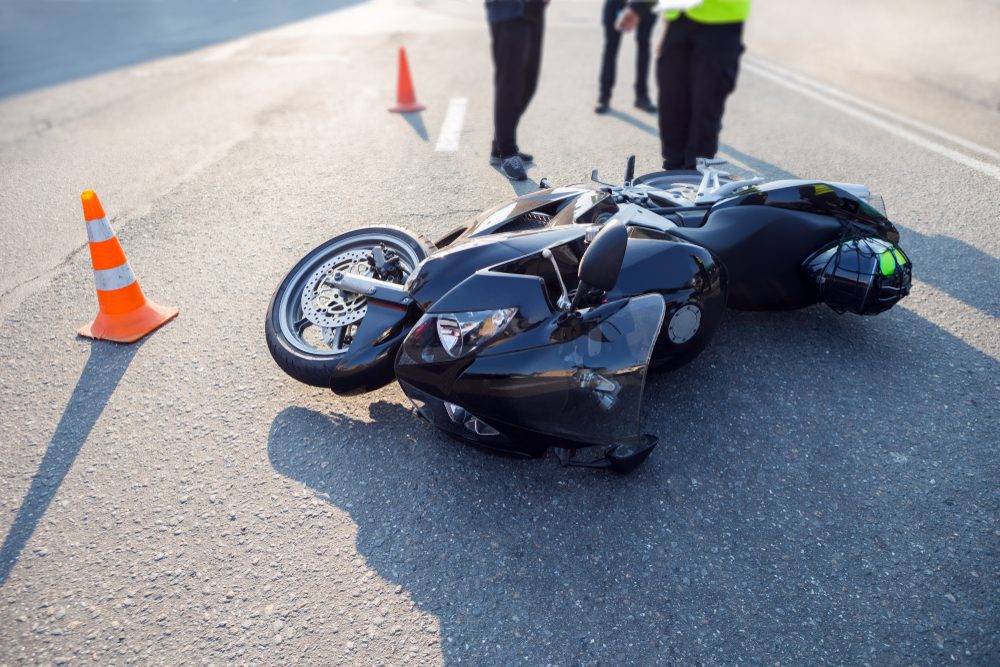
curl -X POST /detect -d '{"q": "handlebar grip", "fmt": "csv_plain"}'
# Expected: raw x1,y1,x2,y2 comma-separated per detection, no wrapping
624,155,635,184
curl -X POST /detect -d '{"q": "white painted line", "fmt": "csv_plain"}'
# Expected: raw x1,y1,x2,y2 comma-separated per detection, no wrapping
901,279,1000,361
434,97,468,152
743,57,1000,181
745,56,1000,162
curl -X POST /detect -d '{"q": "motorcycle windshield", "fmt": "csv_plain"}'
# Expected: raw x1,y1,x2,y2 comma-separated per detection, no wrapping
460,293,666,447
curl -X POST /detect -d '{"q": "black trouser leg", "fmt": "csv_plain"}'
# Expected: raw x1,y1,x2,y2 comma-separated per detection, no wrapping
656,16,743,168
491,19,533,157
598,0,625,103
519,11,544,118
656,18,694,169
634,6,656,101
684,21,744,166
490,13,545,157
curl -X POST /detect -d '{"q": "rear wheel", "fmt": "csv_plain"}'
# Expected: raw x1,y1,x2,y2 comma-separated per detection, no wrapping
265,227,431,387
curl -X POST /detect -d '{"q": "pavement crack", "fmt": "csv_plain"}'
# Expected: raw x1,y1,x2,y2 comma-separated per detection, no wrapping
0,243,90,318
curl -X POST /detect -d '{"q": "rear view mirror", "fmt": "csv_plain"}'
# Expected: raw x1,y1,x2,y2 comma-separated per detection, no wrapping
578,219,628,292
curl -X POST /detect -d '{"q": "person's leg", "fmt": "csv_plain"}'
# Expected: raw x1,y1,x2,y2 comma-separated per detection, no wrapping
518,6,546,122
634,3,656,103
490,18,532,157
684,21,744,167
656,17,694,169
599,0,625,104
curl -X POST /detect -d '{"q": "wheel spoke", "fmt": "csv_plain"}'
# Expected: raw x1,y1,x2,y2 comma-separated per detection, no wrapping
293,316,309,335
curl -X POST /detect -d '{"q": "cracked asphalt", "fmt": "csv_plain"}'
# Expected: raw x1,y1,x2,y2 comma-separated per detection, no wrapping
1,0,997,664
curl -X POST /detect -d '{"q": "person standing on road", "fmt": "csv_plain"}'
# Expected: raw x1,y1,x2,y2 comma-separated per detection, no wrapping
595,0,658,115
619,0,750,170
486,0,549,181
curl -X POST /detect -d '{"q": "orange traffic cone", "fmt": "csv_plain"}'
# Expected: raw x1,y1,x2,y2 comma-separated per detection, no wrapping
388,46,425,113
78,190,178,343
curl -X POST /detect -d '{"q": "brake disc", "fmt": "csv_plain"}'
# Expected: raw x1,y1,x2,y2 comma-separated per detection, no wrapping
300,249,373,328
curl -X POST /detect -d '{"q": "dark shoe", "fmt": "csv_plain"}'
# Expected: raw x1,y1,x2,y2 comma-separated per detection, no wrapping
635,98,657,113
498,155,527,181
490,150,534,166
594,101,610,114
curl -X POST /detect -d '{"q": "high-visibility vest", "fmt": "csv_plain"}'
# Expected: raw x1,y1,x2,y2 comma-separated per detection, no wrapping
666,0,751,24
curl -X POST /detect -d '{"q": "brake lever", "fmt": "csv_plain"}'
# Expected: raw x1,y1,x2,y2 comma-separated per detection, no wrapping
541,248,572,311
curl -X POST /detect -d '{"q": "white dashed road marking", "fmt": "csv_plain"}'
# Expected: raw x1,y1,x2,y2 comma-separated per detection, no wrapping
434,97,468,152
744,56,1000,181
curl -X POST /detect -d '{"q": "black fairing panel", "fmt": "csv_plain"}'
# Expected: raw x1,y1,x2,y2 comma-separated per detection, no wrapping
607,234,727,368
454,187,598,241
606,235,722,303
671,206,843,310
408,227,584,311
329,301,415,396
396,296,665,452
427,272,554,325
712,180,900,243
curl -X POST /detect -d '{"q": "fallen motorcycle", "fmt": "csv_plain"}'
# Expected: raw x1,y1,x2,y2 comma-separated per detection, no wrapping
265,158,912,472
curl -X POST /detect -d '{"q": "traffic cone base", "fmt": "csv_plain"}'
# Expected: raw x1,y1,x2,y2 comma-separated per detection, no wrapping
77,189,178,343
79,300,178,344
389,101,426,113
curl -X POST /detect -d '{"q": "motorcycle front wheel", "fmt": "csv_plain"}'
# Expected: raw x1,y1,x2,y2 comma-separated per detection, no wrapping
265,226,432,388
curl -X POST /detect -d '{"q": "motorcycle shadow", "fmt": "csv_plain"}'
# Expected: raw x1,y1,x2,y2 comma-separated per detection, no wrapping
266,303,998,664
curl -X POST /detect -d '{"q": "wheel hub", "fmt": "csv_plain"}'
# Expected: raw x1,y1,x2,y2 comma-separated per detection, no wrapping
301,249,373,328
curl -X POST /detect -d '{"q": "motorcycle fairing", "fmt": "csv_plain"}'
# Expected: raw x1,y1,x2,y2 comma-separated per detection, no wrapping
408,226,587,311
434,187,615,251
396,293,667,454
711,180,899,242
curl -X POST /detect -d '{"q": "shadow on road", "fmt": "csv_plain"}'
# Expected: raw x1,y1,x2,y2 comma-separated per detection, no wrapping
605,108,659,138
400,111,429,142
0,0,367,98
267,302,998,663
493,172,540,196
0,340,142,585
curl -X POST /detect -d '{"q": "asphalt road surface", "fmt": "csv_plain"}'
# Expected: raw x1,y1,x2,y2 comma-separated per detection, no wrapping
1,0,998,664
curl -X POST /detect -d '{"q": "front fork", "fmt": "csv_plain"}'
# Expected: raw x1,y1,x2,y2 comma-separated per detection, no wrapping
327,272,419,395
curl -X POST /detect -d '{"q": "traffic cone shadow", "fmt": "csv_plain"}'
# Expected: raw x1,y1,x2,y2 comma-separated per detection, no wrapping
0,339,142,584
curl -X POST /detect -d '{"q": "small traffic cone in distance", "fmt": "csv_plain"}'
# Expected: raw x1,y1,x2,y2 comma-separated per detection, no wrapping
389,46,426,113
78,190,178,343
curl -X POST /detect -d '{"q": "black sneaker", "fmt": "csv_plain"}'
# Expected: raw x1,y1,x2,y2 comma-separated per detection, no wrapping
594,101,610,114
635,98,657,113
498,155,527,181
490,150,534,166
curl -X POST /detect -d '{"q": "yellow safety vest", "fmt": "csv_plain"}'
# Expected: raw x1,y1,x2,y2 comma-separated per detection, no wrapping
666,0,751,24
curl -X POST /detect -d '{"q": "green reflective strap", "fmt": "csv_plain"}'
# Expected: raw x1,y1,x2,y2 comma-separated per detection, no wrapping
879,247,907,276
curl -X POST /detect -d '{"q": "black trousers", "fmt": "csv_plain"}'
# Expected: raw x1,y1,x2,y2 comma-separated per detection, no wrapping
490,8,546,157
656,15,744,169
598,0,656,103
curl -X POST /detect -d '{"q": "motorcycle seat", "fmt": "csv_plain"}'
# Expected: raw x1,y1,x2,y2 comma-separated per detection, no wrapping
662,209,709,228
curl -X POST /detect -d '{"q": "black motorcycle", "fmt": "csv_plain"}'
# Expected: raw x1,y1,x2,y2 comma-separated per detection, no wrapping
265,158,912,472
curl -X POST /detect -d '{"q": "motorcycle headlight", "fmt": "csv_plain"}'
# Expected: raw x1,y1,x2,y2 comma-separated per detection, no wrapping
397,307,518,366
435,308,517,358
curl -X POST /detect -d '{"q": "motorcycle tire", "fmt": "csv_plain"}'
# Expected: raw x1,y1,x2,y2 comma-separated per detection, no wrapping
265,226,432,388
